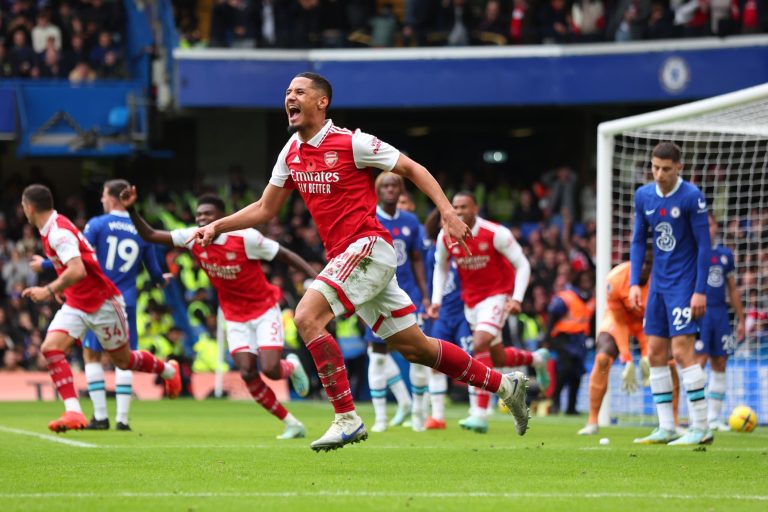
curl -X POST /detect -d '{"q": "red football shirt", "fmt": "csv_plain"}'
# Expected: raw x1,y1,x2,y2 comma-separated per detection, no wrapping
434,218,529,308
40,211,121,313
270,120,400,259
172,228,282,322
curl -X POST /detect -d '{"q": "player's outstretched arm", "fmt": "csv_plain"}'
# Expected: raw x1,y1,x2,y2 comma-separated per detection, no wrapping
188,185,291,247
120,186,174,247
275,246,318,279
391,154,471,254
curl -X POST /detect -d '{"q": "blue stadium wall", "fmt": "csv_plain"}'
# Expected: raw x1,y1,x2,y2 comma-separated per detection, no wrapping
175,35,768,109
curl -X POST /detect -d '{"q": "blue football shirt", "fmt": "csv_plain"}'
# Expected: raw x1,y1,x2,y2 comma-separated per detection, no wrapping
83,210,165,307
630,177,711,295
376,206,425,305
705,244,735,308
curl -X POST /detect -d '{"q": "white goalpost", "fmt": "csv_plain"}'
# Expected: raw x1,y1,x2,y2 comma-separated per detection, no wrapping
595,83,768,427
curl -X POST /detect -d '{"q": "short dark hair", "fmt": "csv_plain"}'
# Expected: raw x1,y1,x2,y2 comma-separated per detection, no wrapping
453,190,477,204
295,72,333,110
104,179,130,199
22,184,54,211
652,142,682,163
197,194,225,213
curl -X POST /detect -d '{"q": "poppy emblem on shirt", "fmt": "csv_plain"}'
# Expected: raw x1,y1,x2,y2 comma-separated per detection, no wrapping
324,151,338,168
671,207,680,218
478,242,489,251
392,227,400,236
226,252,236,261
660,208,667,217
306,159,316,172
711,256,718,264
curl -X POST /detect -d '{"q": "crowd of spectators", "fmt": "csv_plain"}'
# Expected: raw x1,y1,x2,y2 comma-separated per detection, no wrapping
175,0,768,50
0,0,125,80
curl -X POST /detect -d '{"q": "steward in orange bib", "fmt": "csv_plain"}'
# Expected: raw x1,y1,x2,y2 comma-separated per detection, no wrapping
546,270,595,415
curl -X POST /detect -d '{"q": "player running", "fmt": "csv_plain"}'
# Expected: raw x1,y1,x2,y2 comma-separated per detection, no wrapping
32,179,171,431
421,210,473,430
187,72,530,451
631,142,713,446
122,190,314,440
695,211,746,431
367,172,431,433
20,184,181,433
428,191,547,434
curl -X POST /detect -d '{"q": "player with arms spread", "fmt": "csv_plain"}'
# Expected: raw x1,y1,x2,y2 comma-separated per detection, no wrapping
428,191,547,434
187,72,530,451
122,191,315,439
21,184,181,433
696,211,746,431
32,179,172,431
630,142,713,446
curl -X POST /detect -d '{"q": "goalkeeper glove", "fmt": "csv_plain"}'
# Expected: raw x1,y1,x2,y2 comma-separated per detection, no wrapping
621,361,638,394
639,356,650,387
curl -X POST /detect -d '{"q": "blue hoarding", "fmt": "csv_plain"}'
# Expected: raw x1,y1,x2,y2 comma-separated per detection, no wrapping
175,36,768,109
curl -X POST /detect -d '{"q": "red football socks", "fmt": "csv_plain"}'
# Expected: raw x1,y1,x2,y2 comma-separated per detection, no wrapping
433,340,502,393
246,376,288,420
504,347,534,367
128,350,167,374
306,333,355,413
43,350,77,400
279,359,295,379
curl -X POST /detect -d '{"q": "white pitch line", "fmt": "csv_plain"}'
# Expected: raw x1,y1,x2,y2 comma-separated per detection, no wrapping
0,491,766,501
0,426,99,448
579,446,768,452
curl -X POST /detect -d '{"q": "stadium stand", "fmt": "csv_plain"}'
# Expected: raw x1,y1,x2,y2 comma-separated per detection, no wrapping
1,1,125,80
170,0,768,49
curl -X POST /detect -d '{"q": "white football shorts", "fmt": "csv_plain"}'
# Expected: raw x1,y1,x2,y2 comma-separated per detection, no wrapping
48,295,130,351
226,304,285,355
310,236,417,340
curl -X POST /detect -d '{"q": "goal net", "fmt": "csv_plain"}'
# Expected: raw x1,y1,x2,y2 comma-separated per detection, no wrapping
595,83,768,427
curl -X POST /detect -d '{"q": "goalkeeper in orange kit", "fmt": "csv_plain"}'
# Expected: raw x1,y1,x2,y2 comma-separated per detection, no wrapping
578,255,679,435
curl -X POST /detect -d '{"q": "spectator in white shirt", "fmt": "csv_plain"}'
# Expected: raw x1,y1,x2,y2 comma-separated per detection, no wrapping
31,11,62,53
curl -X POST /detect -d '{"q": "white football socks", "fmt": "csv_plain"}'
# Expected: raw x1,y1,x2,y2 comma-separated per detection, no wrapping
707,370,727,424
115,368,133,425
649,366,675,432
681,364,708,431
85,362,107,421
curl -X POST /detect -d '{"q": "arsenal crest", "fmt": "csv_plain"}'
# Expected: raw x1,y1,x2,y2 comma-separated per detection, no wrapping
324,151,339,168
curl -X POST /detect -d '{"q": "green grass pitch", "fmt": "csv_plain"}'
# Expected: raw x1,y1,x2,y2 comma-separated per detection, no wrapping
1,399,766,511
